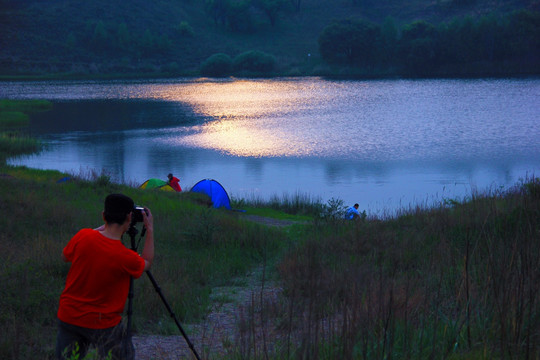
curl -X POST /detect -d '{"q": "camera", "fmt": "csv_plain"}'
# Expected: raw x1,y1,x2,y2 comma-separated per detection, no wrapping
132,206,147,223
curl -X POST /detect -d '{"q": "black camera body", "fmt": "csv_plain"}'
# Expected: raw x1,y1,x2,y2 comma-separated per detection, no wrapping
132,206,147,223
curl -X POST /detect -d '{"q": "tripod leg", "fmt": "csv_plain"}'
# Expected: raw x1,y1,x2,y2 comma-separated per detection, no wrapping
146,271,202,360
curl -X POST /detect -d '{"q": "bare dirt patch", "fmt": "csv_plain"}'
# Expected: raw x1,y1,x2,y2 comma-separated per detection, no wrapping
133,216,291,359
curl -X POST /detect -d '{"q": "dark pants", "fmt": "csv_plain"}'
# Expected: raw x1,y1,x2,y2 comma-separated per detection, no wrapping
55,319,134,360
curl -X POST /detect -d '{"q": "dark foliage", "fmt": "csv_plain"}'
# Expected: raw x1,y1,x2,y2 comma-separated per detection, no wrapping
0,0,537,77
318,10,540,76
200,53,233,77
318,18,381,66
233,50,276,74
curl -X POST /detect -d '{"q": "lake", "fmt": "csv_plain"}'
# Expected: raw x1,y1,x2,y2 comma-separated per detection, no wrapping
1,77,539,216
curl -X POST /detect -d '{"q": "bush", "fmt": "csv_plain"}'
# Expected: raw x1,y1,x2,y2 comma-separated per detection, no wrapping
233,50,276,74
163,62,180,74
200,53,233,77
0,111,29,128
176,21,195,37
318,18,381,66
0,99,52,112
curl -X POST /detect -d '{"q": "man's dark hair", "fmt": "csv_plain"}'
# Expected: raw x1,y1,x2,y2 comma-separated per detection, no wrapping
103,194,134,225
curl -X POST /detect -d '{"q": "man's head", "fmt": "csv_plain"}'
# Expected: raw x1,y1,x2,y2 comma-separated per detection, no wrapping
103,193,134,225
354,203,359,209
167,173,173,180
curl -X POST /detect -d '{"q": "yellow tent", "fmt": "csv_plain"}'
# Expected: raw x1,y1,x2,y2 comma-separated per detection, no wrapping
139,178,176,192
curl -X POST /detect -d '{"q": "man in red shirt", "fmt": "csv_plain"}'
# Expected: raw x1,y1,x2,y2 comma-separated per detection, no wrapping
167,173,182,192
55,193,154,360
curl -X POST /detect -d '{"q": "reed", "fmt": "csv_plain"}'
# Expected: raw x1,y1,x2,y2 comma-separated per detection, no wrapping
0,99,52,112
0,99,51,162
230,177,540,359
234,191,323,217
0,133,40,160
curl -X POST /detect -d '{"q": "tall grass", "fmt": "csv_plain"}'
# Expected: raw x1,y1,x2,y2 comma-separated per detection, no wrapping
2,166,538,359
0,99,52,112
0,167,290,359
233,191,323,217
0,132,40,160
231,177,540,359
0,99,51,162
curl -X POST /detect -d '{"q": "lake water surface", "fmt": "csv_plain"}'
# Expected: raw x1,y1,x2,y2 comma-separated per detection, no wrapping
2,77,539,215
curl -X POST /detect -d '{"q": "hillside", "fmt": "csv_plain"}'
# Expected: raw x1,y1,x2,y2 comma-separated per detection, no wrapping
0,0,537,76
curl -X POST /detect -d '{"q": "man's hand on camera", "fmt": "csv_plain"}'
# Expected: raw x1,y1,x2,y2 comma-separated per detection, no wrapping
142,207,153,232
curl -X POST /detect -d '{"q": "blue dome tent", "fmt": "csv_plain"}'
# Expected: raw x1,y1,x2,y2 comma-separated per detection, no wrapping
190,179,232,210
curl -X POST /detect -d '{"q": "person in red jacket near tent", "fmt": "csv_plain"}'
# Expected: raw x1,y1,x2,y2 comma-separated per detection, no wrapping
167,173,182,192
55,193,154,360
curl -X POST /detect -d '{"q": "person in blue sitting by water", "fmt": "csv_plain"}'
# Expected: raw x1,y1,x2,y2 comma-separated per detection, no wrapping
345,203,361,220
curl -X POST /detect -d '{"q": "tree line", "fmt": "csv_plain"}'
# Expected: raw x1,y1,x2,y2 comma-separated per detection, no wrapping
67,20,191,59
318,10,540,76
6,2,538,77
205,0,292,30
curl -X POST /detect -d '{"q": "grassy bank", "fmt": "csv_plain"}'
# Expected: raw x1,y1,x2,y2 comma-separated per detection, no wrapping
0,165,294,359
2,165,538,359
269,179,540,359
0,99,52,163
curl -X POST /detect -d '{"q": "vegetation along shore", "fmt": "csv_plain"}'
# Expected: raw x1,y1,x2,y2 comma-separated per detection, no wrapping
1,100,539,359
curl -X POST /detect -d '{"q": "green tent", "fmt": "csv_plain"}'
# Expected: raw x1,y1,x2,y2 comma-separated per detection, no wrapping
139,178,175,192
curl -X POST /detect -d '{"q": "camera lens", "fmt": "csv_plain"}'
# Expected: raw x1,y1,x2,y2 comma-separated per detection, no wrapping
133,206,145,223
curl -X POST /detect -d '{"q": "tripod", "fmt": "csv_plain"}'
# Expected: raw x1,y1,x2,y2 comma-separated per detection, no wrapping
126,223,202,360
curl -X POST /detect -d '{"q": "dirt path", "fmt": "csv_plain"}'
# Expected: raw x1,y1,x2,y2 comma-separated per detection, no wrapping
133,215,292,359
241,214,300,227
133,268,282,359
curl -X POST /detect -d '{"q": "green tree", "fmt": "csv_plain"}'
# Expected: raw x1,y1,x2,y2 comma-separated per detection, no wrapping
289,0,301,12
233,50,276,74
140,29,155,56
200,53,233,76
205,0,253,32
66,32,77,50
205,0,228,26
226,0,253,32
255,0,287,26
506,10,540,62
475,14,502,62
155,34,172,54
452,0,476,5
176,21,195,37
439,16,479,64
116,22,131,51
380,16,398,65
398,20,440,74
91,20,108,52
318,18,381,66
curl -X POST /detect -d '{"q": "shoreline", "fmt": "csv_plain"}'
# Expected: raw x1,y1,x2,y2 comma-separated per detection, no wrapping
1,71,539,83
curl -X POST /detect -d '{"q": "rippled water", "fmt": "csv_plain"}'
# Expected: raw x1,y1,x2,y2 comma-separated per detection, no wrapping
2,77,539,215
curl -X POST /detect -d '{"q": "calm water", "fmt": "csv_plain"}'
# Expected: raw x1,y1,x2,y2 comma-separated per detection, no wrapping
2,77,539,215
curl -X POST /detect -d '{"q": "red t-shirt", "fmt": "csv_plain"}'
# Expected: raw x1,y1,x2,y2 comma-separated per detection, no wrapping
169,176,182,192
57,229,145,329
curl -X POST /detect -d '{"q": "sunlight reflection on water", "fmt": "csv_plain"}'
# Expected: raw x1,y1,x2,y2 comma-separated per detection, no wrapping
147,78,540,162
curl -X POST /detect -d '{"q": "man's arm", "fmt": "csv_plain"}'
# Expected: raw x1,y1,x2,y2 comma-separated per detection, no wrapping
141,208,155,271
